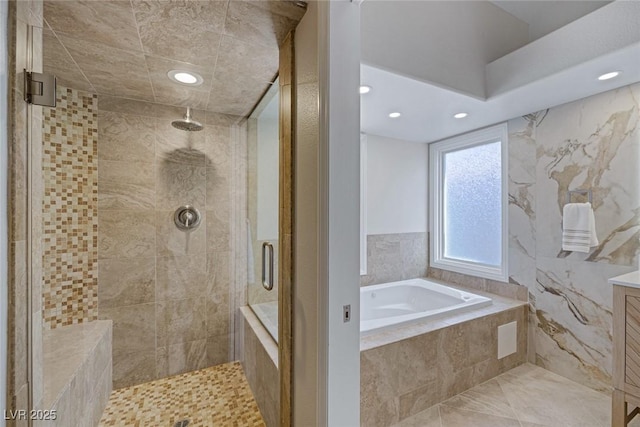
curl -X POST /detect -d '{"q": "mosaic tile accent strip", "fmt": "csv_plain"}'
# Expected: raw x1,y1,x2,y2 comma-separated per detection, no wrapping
99,362,266,427
42,86,99,328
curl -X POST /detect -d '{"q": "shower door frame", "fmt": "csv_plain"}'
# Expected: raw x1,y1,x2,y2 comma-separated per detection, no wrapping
278,30,294,427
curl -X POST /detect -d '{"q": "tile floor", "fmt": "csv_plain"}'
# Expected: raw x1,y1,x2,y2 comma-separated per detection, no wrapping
98,361,639,427
98,361,265,427
393,363,639,427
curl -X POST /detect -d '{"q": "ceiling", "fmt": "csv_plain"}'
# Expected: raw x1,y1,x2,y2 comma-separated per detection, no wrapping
490,1,611,41
361,1,640,143
43,0,305,117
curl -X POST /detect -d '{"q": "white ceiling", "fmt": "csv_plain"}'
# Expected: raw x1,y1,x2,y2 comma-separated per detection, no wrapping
360,1,640,144
491,1,611,41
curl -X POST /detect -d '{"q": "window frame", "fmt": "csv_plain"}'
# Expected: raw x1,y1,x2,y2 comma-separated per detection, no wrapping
429,123,509,282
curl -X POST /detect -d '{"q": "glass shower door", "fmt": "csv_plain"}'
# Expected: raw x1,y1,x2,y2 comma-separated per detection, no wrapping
247,81,279,342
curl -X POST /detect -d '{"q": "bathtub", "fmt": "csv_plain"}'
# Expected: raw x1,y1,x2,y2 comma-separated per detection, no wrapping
360,278,492,334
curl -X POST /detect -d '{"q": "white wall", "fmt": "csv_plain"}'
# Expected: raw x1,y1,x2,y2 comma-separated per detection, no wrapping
323,2,361,425
294,2,361,425
361,0,529,99
366,134,428,235
0,0,8,422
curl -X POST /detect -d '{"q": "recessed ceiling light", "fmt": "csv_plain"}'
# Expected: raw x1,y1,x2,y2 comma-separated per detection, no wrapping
598,71,620,81
359,85,371,94
167,69,204,86
389,112,401,118
454,112,468,119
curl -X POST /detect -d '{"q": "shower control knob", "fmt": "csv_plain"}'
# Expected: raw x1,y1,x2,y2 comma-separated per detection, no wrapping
174,205,201,231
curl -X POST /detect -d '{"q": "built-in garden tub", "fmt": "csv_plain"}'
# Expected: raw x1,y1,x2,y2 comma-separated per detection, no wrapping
361,278,493,334
360,278,528,427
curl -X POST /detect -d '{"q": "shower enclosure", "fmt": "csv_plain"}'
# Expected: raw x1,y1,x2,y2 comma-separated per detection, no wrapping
246,81,280,342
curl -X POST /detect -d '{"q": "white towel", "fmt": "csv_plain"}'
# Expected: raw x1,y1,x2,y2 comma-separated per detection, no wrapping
562,202,599,252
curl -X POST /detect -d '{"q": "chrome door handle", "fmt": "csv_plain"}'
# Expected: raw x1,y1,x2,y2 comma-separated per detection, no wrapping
262,242,274,291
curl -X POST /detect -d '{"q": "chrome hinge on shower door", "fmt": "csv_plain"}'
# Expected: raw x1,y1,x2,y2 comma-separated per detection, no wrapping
23,69,56,107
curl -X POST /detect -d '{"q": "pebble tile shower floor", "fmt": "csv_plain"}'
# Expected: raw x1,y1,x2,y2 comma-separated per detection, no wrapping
99,362,265,427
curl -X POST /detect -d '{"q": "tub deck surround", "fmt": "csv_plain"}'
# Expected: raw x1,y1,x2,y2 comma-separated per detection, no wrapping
361,278,492,334
42,320,112,427
361,281,526,351
240,307,279,427
360,285,527,427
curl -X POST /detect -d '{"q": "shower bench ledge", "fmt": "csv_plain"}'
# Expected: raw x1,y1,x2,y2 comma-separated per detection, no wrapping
42,320,112,427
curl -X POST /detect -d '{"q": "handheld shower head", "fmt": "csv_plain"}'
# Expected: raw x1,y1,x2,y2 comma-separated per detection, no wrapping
171,107,203,131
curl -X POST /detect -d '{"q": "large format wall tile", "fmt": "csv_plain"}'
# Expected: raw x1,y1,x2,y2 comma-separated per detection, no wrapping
111,349,156,389
98,210,156,259
361,232,428,286
131,0,226,68
99,303,156,359
98,160,155,210
44,0,141,52
43,28,93,92
512,83,640,391
155,255,207,301
224,0,299,51
97,111,155,162
156,298,207,347
98,257,156,309
156,339,208,378
535,84,639,265
58,35,154,102
96,94,239,389
155,210,206,257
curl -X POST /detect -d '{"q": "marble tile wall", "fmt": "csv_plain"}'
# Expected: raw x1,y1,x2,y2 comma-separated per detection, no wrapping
96,96,244,389
41,86,98,328
360,232,428,286
507,83,640,391
360,306,527,427
7,0,45,421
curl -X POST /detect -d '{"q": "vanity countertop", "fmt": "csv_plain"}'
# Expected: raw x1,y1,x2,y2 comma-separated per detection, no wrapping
609,270,640,288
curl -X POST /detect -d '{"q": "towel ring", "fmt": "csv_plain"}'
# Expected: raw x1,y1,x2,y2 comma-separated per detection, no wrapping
566,189,592,204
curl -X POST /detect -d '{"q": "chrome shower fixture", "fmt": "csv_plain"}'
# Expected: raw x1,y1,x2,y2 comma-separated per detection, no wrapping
171,107,203,131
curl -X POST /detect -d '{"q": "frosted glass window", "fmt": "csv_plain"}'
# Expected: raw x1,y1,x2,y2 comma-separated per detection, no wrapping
429,123,508,282
443,141,501,266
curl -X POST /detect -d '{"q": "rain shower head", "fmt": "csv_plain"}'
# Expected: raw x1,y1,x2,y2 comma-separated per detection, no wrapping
171,107,203,131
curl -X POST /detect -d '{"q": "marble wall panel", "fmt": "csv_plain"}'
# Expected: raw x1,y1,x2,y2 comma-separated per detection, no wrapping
511,83,640,391
535,84,639,265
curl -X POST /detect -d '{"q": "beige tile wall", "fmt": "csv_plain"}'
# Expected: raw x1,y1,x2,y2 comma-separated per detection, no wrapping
360,232,428,287
96,96,243,389
41,86,99,328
